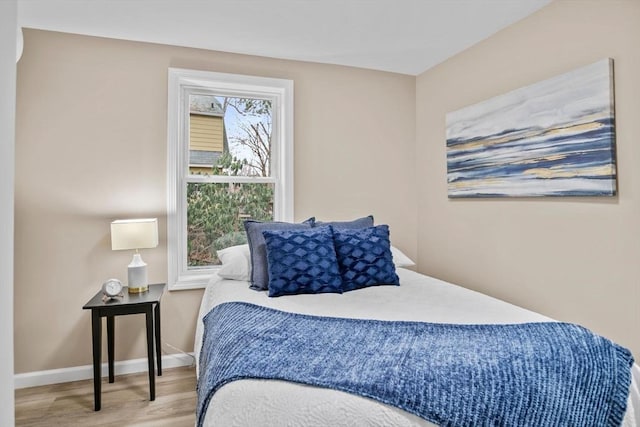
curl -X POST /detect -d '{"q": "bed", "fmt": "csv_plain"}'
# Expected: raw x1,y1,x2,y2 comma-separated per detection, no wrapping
195,267,640,427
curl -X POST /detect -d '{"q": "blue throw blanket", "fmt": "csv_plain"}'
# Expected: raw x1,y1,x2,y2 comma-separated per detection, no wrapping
197,302,633,427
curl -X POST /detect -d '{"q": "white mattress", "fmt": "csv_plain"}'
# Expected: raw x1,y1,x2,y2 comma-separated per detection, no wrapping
195,268,640,427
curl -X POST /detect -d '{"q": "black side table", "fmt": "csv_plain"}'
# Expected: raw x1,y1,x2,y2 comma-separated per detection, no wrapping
82,283,166,411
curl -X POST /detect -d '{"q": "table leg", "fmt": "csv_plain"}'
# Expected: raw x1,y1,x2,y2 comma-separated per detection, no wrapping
154,302,162,375
91,310,102,411
146,307,155,401
107,315,115,383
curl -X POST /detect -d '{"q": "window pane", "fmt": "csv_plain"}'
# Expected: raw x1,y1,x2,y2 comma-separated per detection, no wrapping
187,182,274,267
188,95,272,177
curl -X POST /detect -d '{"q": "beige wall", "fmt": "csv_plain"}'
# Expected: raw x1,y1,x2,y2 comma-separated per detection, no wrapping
416,0,640,358
15,29,416,373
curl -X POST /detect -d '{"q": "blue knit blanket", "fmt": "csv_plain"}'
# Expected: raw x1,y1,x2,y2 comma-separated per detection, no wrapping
197,302,633,427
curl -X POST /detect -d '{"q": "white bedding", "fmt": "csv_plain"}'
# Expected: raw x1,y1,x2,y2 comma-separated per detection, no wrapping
195,268,640,427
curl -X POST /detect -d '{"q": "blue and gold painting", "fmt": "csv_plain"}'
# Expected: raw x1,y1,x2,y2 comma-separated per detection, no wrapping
446,58,616,198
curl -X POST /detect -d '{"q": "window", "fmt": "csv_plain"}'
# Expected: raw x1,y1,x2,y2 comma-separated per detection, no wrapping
167,68,293,290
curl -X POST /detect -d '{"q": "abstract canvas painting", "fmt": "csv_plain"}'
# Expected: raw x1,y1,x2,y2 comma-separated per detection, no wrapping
446,58,616,198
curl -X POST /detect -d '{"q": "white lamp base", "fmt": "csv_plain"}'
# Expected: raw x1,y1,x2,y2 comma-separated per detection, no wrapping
127,253,148,293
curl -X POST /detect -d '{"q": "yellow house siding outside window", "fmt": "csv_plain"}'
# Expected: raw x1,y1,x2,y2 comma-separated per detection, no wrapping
190,114,224,152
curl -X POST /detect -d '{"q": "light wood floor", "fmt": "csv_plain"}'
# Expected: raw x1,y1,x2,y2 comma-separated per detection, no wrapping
15,366,197,427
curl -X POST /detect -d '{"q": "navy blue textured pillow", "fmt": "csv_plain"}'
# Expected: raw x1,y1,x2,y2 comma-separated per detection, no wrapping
332,224,399,292
263,226,342,297
313,215,374,230
244,218,314,291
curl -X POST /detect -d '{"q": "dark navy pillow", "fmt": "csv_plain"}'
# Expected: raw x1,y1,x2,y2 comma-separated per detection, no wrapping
332,224,400,292
244,218,314,291
262,226,342,297
313,215,374,230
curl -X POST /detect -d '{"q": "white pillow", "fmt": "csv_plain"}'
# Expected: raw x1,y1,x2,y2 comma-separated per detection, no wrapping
391,246,416,268
217,244,251,281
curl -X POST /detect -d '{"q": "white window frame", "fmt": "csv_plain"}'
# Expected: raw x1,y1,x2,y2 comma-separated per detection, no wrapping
167,68,294,290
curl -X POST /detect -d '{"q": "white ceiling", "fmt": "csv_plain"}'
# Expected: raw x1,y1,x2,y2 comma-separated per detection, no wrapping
17,0,551,76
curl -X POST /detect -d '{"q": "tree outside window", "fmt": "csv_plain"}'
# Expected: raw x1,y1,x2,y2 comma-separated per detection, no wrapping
187,96,274,267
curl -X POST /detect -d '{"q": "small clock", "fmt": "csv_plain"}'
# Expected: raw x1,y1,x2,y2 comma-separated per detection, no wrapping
101,278,124,300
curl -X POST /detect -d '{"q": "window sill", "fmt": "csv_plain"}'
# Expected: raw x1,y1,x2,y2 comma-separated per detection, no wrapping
168,270,215,291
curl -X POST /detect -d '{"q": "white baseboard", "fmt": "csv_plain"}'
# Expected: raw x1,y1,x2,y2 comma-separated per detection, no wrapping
14,352,195,389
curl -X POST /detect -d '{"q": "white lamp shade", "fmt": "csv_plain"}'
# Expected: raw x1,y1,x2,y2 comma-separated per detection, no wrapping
111,218,159,250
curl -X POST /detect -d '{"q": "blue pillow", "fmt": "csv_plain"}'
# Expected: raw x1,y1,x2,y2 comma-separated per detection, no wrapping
313,215,374,230
244,218,314,291
332,224,399,292
262,226,342,297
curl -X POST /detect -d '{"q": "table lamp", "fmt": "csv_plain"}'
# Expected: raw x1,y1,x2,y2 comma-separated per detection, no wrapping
110,218,159,293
